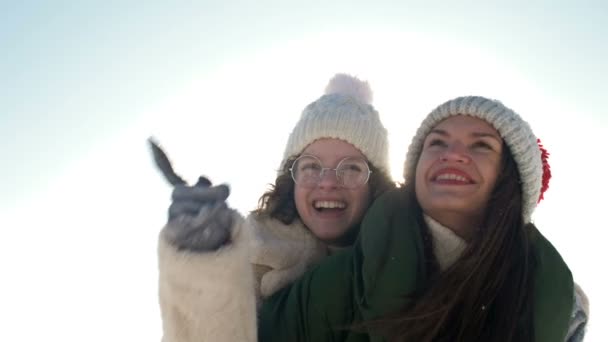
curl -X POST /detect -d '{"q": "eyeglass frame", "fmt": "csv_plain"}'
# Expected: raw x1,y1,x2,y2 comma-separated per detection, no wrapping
289,154,373,189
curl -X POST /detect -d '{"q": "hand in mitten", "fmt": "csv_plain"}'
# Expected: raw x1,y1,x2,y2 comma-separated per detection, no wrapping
149,138,235,251
164,180,234,251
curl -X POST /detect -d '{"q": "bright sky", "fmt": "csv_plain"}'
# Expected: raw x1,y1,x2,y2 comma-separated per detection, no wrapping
1,2,606,341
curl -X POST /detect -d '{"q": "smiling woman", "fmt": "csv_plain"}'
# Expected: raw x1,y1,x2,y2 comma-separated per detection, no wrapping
293,139,373,244
155,74,396,342
415,116,504,238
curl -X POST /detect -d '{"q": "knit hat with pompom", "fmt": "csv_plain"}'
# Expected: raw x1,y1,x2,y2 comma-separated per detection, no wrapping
403,96,552,223
280,74,389,175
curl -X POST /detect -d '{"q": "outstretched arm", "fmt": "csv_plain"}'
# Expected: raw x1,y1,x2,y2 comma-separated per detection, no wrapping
150,138,258,341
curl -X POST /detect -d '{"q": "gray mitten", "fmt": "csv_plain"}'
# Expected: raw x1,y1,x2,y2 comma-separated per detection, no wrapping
149,138,235,251
164,182,234,251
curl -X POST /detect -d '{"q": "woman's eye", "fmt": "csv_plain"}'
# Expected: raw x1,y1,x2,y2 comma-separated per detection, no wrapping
427,139,446,147
300,163,321,171
342,164,362,172
471,141,493,150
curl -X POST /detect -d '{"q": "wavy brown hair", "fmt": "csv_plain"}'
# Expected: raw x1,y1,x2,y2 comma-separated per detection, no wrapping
253,155,395,225
366,144,536,342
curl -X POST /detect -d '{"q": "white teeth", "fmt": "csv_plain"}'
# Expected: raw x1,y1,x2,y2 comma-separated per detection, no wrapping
314,201,346,209
435,173,469,182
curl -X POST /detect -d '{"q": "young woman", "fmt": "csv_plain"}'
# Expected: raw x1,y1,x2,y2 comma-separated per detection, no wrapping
258,96,588,342
156,74,396,342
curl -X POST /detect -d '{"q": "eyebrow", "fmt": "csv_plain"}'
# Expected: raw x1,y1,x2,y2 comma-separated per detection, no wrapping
429,129,502,142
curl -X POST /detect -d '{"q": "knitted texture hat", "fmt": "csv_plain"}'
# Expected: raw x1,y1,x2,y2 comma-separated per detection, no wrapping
404,96,548,223
280,74,389,175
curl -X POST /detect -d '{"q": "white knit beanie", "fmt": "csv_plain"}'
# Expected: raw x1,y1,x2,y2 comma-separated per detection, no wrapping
280,74,389,175
404,96,550,223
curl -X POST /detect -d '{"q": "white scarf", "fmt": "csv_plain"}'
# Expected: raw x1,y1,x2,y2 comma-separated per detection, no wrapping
423,215,467,271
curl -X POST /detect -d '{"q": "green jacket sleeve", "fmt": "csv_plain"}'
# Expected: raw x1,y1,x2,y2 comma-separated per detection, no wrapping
258,189,426,342
354,188,427,322
531,229,574,342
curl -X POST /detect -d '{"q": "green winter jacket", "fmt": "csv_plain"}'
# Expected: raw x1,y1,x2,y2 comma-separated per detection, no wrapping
258,188,574,342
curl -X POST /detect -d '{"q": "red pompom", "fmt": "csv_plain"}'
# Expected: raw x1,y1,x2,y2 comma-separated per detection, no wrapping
537,138,551,203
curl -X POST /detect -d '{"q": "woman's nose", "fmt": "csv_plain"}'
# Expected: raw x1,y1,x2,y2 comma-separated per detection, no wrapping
317,168,340,189
439,144,471,163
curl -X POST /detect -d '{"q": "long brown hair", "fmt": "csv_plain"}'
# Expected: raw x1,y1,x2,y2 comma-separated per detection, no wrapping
253,155,395,225
368,144,537,342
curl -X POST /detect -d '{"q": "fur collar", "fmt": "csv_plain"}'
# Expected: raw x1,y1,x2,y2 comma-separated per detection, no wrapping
247,214,329,297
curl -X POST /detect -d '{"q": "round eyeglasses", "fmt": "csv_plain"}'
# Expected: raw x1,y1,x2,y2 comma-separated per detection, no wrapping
289,154,372,189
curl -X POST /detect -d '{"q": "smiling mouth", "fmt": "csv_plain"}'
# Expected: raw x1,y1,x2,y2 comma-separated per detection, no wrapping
432,173,474,184
313,200,346,212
